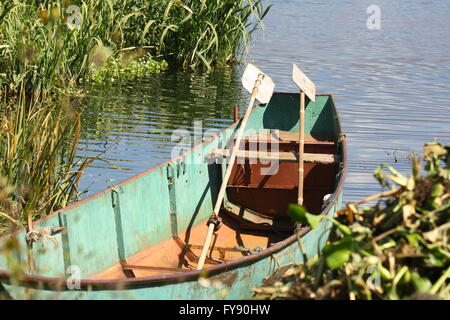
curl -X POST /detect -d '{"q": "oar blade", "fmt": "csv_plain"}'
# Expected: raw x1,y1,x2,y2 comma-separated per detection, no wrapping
241,63,275,104
292,64,316,102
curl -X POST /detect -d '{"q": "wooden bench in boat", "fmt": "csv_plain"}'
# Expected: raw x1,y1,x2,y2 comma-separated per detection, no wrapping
208,149,340,164
207,129,340,164
247,130,336,144
207,130,341,220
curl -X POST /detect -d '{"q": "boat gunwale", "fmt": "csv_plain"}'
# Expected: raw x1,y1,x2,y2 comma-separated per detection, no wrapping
0,93,348,291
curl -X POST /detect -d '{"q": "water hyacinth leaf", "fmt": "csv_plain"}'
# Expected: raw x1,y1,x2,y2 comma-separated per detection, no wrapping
374,165,389,187
306,214,324,229
377,262,392,281
425,252,445,267
375,164,409,187
330,218,352,236
287,203,306,222
431,183,444,197
324,247,350,270
254,140,449,300
386,174,408,187
382,163,406,179
405,233,423,247
400,269,412,285
322,236,353,269
411,272,432,293
288,204,324,229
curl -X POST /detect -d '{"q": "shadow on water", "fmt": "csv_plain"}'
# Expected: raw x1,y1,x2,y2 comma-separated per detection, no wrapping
78,67,245,196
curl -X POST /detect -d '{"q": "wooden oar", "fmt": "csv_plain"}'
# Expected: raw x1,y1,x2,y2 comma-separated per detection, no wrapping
196,64,275,270
292,64,316,206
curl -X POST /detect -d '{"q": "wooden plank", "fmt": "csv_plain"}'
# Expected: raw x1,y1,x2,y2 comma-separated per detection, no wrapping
247,130,335,144
208,149,340,164
275,131,335,143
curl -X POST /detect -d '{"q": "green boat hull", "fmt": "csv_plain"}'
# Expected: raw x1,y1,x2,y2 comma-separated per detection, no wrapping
0,93,347,299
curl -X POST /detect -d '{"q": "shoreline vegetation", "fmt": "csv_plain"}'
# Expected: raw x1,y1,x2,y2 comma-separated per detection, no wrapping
0,0,270,234
253,142,450,300
0,2,448,301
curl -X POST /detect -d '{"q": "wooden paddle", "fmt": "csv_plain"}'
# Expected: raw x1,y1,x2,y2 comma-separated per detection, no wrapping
292,64,316,206
196,64,275,270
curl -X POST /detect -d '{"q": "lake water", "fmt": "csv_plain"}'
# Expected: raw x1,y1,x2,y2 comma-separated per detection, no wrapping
77,0,450,203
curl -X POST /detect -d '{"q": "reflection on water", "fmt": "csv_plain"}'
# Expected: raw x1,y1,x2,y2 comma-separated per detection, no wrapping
78,68,244,195
78,0,450,202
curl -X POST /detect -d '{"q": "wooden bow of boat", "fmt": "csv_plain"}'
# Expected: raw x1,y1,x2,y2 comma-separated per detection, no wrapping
0,93,347,300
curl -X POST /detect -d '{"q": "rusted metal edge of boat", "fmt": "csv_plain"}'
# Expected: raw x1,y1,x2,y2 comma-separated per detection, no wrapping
0,93,347,299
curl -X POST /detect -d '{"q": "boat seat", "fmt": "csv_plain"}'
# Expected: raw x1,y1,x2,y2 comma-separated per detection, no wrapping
247,129,336,145
208,149,340,164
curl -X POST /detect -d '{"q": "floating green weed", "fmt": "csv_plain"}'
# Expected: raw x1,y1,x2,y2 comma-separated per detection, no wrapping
254,141,450,300
89,53,168,84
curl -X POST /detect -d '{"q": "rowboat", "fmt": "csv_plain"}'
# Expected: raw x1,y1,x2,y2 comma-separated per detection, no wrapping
0,92,347,300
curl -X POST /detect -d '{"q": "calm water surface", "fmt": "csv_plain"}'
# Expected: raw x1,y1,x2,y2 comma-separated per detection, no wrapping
78,0,450,203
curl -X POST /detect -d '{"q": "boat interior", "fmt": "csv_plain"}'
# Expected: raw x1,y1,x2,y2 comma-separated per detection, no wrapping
90,129,341,279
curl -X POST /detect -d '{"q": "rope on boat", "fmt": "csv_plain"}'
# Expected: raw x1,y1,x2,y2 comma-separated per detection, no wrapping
25,226,65,247
234,245,265,254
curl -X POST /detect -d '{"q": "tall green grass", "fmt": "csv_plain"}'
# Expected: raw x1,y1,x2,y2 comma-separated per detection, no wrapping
128,0,271,68
0,0,271,233
1,0,270,98
0,94,87,235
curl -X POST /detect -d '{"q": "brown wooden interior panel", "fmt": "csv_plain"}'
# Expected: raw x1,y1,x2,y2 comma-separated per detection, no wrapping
227,133,338,219
229,162,337,189
227,181,333,217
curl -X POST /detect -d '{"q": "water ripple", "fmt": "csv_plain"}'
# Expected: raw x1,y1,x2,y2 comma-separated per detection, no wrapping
78,0,450,204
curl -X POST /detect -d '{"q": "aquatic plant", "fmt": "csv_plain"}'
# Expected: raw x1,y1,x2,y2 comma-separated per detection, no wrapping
254,141,450,300
144,0,272,69
88,53,168,84
0,95,88,236
0,0,270,232
0,0,270,101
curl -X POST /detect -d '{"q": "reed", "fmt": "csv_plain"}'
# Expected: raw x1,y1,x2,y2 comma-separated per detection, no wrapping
0,0,271,233
0,94,87,235
1,1,270,99
136,0,271,68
